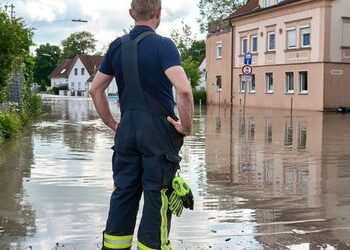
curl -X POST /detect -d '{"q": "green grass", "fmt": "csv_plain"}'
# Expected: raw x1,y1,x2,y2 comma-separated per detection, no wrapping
0,112,22,138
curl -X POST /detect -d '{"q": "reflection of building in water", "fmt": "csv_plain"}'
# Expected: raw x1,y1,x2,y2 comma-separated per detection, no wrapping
206,105,322,202
205,105,350,246
0,132,36,249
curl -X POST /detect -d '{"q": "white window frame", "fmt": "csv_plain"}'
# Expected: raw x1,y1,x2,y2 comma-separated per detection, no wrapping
74,68,78,76
241,37,248,55
299,71,309,94
251,35,258,53
287,27,297,49
216,42,222,59
267,32,276,51
81,68,85,75
300,26,311,48
285,72,294,93
265,73,274,93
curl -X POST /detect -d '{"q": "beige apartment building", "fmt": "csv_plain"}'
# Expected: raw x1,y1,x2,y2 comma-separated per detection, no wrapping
206,0,350,111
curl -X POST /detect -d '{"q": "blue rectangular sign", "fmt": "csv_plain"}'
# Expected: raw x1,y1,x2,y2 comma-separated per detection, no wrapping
244,52,252,65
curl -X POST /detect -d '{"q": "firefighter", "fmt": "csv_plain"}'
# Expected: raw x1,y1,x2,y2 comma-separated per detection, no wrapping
89,0,194,249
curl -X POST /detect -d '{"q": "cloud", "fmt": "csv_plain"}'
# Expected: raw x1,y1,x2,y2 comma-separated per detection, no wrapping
9,0,204,51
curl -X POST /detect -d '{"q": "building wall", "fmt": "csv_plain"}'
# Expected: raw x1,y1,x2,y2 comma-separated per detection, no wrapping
233,1,323,68
51,78,68,88
329,0,350,62
206,31,232,106
233,63,325,111
324,63,350,109
68,58,90,92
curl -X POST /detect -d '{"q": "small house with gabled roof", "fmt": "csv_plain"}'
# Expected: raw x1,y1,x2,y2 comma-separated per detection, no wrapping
50,55,117,96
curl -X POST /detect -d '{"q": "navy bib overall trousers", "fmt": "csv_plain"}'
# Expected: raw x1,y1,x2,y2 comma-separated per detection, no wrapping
102,31,184,250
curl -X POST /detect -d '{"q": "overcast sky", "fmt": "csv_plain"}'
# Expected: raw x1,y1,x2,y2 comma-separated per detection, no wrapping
1,0,203,52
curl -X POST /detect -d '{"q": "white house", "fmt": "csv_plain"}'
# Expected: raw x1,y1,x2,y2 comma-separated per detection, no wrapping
50,55,118,96
197,58,207,91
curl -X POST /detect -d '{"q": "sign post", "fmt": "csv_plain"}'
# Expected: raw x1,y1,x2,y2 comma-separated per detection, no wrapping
241,53,253,111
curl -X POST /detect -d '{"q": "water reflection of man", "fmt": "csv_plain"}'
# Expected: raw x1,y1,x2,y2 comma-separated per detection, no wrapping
89,0,194,249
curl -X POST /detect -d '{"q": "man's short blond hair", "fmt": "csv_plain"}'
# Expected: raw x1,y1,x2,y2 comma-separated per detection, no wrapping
131,0,161,21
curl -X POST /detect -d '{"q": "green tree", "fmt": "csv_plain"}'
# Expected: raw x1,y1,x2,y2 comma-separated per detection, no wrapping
171,22,194,59
0,11,33,102
189,40,206,65
183,57,201,89
34,44,61,86
171,23,205,89
61,31,97,59
198,0,244,32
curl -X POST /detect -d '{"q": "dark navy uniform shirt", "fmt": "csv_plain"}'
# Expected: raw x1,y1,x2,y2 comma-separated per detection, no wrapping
99,25,181,114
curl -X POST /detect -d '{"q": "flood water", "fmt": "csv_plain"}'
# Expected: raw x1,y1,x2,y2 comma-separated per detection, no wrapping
1,98,350,250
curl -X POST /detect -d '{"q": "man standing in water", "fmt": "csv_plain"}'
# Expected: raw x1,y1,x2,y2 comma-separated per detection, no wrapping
89,0,194,249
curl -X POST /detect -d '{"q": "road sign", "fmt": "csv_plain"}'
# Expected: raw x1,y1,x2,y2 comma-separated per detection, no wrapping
244,52,252,65
242,65,253,75
241,75,252,82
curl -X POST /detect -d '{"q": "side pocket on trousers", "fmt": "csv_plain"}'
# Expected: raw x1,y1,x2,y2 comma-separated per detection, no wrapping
163,154,182,188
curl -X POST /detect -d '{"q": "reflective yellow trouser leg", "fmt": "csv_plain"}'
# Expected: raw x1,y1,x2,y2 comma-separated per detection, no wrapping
103,233,133,249
137,189,172,250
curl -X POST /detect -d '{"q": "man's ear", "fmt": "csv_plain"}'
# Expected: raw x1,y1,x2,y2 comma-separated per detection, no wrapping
156,7,161,19
129,9,135,20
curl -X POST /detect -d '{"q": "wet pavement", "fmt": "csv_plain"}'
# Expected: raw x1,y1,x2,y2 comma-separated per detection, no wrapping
0,98,350,250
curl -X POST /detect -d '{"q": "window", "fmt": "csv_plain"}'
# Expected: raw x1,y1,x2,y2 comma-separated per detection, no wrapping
70,82,74,90
287,28,297,49
241,37,248,54
263,0,271,7
78,82,81,90
250,75,256,93
267,32,275,51
285,72,294,93
239,75,256,93
74,68,78,75
239,76,246,93
81,68,85,75
216,76,222,91
216,42,222,59
300,26,311,47
265,73,274,93
342,20,350,46
251,35,258,53
299,72,308,93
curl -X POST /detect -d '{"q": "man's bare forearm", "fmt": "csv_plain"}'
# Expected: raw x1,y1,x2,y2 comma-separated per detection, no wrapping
91,92,117,131
176,90,193,135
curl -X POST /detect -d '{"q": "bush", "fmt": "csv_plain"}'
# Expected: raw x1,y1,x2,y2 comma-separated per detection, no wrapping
193,89,207,104
20,91,43,124
0,112,22,138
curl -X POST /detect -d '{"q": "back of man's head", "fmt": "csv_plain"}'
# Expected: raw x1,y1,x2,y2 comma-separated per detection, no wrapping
130,0,162,21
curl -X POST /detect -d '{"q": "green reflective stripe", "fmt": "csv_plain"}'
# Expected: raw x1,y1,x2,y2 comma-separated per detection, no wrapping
160,189,171,250
104,233,133,241
104,241,132,249
137,241,157,250
103,233,133,249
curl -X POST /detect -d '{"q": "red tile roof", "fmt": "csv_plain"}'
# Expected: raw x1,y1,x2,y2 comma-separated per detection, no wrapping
228,0,300,20
229,0,259,19
50,58,76,79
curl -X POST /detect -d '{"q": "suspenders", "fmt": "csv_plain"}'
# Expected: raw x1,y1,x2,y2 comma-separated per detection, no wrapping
120,32,178,121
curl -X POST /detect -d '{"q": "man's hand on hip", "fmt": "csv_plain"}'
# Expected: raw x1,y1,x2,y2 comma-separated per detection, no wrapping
167,116,190,136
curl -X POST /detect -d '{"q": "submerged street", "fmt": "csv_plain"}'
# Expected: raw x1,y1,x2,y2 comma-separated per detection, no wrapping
1,98,350,249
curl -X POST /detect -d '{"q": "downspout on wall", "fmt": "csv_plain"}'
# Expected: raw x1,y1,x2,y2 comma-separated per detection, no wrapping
230,22,235,108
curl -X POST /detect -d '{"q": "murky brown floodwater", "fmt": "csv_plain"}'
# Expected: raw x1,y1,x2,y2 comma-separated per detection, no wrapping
1,97,350,250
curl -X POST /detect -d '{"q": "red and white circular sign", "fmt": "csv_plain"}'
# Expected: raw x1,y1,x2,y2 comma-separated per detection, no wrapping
242,65,253,75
